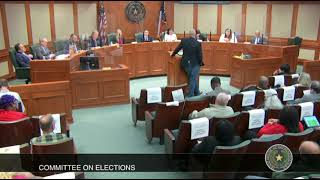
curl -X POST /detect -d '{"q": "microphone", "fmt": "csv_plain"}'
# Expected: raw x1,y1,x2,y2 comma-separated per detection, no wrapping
233,32,236,43
261,34,264,45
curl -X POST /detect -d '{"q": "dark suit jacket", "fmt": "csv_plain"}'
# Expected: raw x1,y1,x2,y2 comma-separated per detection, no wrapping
64,41,81,54
197,34,207,41
250,36,267,45
88,37,102,48
140,35,153,42
15,52,31,67
191,136,242,154
34,45,51,60
171,37,203,71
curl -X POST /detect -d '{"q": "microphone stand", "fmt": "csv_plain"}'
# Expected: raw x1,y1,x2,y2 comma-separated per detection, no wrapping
261,34,264,45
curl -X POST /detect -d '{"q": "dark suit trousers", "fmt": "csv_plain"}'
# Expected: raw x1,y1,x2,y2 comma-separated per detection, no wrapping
184,64,200,97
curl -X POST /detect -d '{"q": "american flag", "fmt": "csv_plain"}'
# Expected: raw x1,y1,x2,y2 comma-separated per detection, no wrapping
98,1,107,45
157,1,167,36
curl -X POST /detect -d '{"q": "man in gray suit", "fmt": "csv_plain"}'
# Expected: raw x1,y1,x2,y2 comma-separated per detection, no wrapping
294,81,320,104
251,30,267,45
34,38,55,60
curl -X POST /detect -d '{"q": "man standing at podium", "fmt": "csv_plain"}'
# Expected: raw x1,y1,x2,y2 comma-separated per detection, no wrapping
171,29,203,97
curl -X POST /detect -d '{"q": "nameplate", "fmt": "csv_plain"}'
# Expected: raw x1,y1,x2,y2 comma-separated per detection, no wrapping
40,114,61,136
241,91,256,106
282,86,295,101
146,87,162,104
299,102,314,120
190,117,209,140
248,109,265,129
131,42,138,44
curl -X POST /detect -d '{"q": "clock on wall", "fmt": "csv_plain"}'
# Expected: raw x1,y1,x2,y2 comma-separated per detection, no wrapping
125,1,146,23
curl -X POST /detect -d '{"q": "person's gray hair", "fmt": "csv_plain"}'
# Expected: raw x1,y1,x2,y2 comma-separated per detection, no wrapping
298,72,311,87
215,92,231,106
311,81,320,94
39,114,54,132
189,29,196,38
39,37,48,43
264,94,284,110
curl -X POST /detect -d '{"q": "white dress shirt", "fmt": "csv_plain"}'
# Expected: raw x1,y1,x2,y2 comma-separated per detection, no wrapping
164,34,178,42
219,34,238,43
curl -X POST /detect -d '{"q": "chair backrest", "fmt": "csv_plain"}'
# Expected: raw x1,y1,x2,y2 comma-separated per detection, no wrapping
285,75,299,86
209,112,241,136
31,113,68,138
174,120,197,153
206,140,251,179
31,138,74,154
54,39,68,53
311,127,320,142
235,110,266,137
314,101,320,119
9,48,19,68
288,36,302,47
30,44,40,58
163,84,188,102
153,102,184,136
135,32,143,42
247,134,284,154
139,88,164,105
180,95,211,120
295,86,309,99
282,128,314,153
229,91,264,112
107,33,117,44
0,117,34,148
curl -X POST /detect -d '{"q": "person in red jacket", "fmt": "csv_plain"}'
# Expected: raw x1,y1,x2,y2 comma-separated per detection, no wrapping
0,94,27,122
257,106,304,137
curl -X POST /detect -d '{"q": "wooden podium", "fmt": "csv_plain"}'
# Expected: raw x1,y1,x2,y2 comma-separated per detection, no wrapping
167,52,188,86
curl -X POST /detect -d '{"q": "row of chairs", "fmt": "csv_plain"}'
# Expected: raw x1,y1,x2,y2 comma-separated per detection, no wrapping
0,113,68,148
268,74,299,88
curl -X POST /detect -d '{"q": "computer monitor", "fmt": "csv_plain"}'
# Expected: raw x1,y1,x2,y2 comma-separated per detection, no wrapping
80,56,99,71
303,116,320,128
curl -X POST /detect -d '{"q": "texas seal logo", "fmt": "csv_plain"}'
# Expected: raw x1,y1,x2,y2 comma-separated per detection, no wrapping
125,1,146,23
265,144,293,172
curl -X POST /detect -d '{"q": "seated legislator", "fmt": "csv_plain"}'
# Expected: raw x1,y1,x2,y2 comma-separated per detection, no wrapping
88,30,102,49
163,28,177,42
115,29,125,45
189,92,234,120
219,28,238,43
240,76,270,92
64,33,81,54
191,119,242,154
0,95,27,122
34,37,55,60
296,72,312,88
140,30,154,42
294,81,320,104
0,79,25,112
263,89,284,110
273,63,291,76
206,76,231,97
14,43,33,67
196,29,207,41
31,114,68,145
250,30,268,45
257,106,304,138
272,141,320,179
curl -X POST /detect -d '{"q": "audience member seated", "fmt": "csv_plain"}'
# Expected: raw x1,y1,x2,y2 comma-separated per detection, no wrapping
0,79,25,112
240,76,270,92
64,33,81,54
196,29,207,41
263,89,284,110
272,141,320,179
140,30,154,42
88,30,102,49
31,114,68,145
0,95,27,122
257,106,304,137
163,28,177,42
219,28,238,43
273,63,291,76
294,81,320,104
14,43,33,67
206,77,231,96
189,92,234,120
191,119,241,154
296,72,312,87
116,29,125,45
250,30,267,45
34,37,55,60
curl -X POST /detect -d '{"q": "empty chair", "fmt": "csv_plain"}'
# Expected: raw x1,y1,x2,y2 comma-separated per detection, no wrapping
180,96,210,120
145,102,184,144
209,112,241,136
235,110,266,138
203,140,251,179
31,113,68,137
131,88,164,126
0,117,34,148
285,74,299,86
295,86,310,99
282,128,314,154
163,84,188,102
229,91,264,112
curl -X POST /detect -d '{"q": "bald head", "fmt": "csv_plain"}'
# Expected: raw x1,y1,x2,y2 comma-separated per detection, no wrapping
215,92,231,106
258,76,269,90
39,114,54,134
300,141,320,155
189,29,196,38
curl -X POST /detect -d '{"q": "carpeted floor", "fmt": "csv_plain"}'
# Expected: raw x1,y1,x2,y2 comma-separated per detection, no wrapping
9,65,303,179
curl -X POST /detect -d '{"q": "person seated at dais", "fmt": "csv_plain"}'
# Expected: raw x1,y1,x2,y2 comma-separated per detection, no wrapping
189,92,234,120
64,33,81,54
250,30,267,45
140,30,154,42
0,95,27,122
88,30,103,49
34,37,55,60
31,114,68,145
115,29,125,45
14,43,33,67
163,28,177,42
219,28,238,43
